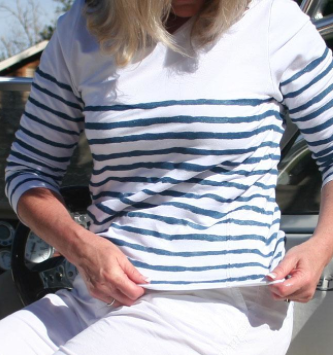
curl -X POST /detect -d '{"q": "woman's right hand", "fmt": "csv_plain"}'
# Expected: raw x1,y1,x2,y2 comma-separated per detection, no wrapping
70,230,148,307
17,188,147,307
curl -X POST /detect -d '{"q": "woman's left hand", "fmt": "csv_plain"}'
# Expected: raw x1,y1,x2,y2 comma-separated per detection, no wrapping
268,236,333,303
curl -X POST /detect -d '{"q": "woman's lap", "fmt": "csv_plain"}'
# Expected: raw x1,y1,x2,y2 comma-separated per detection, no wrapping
0,276,293,355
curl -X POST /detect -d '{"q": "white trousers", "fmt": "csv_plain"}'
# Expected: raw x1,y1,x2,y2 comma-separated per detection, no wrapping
0,275,293,355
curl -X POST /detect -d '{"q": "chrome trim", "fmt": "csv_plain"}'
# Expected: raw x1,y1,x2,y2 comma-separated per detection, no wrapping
315,14,333,39
301,0,328,18
0,77,32,91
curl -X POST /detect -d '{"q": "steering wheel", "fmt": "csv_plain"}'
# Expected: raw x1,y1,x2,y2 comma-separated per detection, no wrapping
11,186,91,306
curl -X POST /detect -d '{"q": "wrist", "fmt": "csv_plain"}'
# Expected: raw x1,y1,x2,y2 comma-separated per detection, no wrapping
53,219,92,264
310,232,333,266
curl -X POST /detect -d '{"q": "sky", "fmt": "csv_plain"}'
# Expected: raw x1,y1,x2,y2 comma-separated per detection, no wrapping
0,0,60,56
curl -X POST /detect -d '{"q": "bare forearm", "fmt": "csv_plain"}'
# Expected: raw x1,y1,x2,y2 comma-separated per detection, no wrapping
17,187,148,306
17,187,87,265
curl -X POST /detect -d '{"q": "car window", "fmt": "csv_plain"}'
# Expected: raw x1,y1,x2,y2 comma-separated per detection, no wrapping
276,135,322,215
323,0,333,16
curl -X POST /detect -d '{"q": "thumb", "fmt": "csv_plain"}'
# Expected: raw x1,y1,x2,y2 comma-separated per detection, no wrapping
267,253,298,281
124,260,150,285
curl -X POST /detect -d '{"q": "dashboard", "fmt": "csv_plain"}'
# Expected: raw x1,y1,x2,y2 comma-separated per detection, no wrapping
0,213,88,290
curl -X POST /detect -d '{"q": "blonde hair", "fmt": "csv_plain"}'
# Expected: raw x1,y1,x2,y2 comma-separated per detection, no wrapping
84,0,250,66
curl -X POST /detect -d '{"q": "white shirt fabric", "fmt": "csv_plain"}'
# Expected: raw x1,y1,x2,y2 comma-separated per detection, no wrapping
5,0,333,290
0,275,293,355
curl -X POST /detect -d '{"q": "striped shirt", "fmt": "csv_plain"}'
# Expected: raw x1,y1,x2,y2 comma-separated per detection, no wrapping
5,0,333,290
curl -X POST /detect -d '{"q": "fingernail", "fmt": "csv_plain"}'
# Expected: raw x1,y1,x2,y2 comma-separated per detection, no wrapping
144,277,151,283
266,273,277,280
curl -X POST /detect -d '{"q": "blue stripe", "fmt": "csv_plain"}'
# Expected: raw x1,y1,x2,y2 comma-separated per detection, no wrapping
315,150,333,165
92,188,275,204
85,110,283,130
87,210,124,226
300,116,333,135
5,170,61,197
5,165,62,183
9,150,66,173
28,96,84,123
313,145,333,158
14,138,71,163
289,83,333,115
89,175,249,189
24,111,80,136
222,154,280,167
88,125,284,145
31,82,83,110
84,98,274,112
9,177,58,202
95,201,226,221
106,223,274,242
5,170,58,196
95,200,273,221
130,259,267,272
92,161,216,175
126,210,273,230
36,67,84,103
89,175,276,191
211,168,279,176
163,202,274,219
89,206,272,229
92,141,280,162
149,274,267,285
291,98,333,123
109,237,280,258
19,125,78,149
228,218,271,227
5,163,62,180
281,47,329,87
94,193,275,221
92,160,278,176
142,189,276,204
283,60,333,99
307,136,333,148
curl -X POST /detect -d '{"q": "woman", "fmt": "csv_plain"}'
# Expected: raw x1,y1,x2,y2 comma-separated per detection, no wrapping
1,0,333,354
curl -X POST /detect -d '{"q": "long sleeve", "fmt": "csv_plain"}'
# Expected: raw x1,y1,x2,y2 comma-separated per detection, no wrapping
5,20,85,214
269,0,333,187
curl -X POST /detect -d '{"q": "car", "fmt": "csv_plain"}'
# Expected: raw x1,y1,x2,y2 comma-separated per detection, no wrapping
0,0,333,353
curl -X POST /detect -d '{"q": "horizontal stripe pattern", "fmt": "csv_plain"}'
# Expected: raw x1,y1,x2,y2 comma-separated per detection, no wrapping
280,42,333,183
83,97,275,112
7,0,333,290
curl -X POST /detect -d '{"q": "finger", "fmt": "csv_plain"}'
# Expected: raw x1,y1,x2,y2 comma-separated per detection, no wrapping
269,275,301,299
123,260,150,285
112,269,146,300
268,253,299,282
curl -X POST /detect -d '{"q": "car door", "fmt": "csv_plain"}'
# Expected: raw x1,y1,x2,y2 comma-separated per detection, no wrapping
277,1,333,353
277,133,333,355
